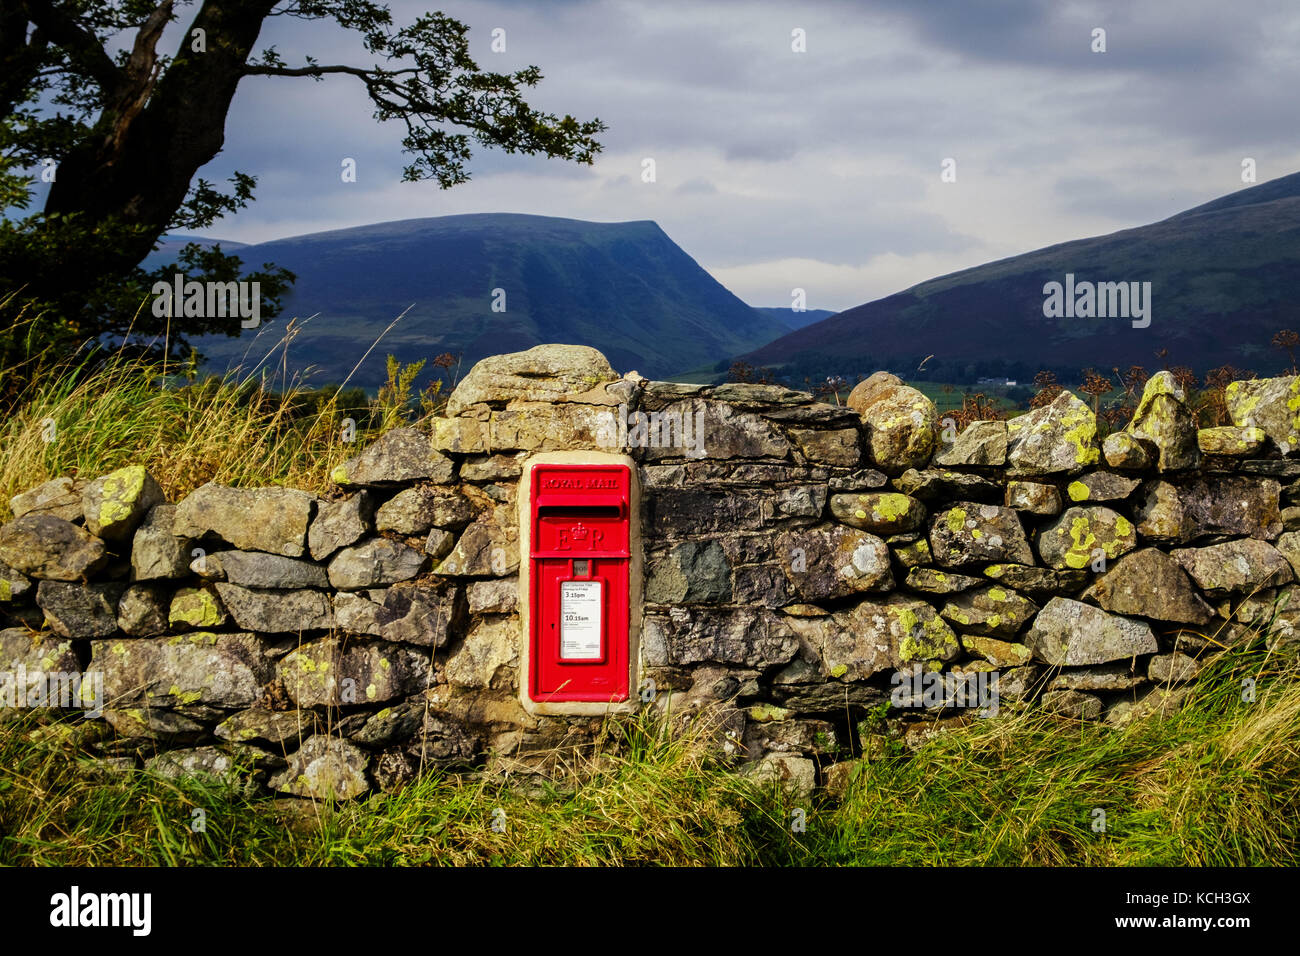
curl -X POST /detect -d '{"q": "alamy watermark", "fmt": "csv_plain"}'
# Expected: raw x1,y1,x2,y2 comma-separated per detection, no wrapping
596,402,708,458
0,663,103,718
50,886,151,936
1042,273,1151,328
890,664,1000,717
151,273,261,328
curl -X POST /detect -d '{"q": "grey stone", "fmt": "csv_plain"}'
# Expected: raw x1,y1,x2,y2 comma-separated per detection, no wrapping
331,590,388,636
116,583,169,637
847,373,938,473
446,344,618,416
0,626,80,675
374,584,459,647
91,632,273,708
0,514,108,581
130,504,191,580
645,541,732,603
307,491,374,560
10,477,85,522
928,501,1034,568
460,453,527,482
849,594,960,666
331,427,454,486
904,567,983,594
436,517,518,577
444,615,518,689
1004,480,1062,515
830,492,926,534
982,563,1089,596
1224,375,1300,454
1134,476,1281,543
329,538,430,589
896,468,1002,502
36,580,123,638
1025,597,1158,665
643,607,799,669
1064,471,1141,503
1123,372,1200,471
1082,548,1214,624
215,708,320,745
743,753,816,798
934,419,1007,467
1037,505,1137,571
1047,663,1146,691
145,747,236,783
743,718,837,758
1041,689,1103,720
213,582,333,632
1172,539,1293,597
959,633,1033,666
208,551,329,589
1104,686,1192,726
1149,651,1201,683
425,528,456,560
277,638,429,706
375,485,475,535
1198,426,1266,456
175,483,314,557
353,702,424,747
102,708,206,742
1005,390,1099,475
468,578,518,615
776,524,893,600
789,427,863,467
638,399,791,461
270,736,370,799
828,469,889,492
1103,431,1156,471
939,585,1037,638
168,586,228,628
0,559,32,602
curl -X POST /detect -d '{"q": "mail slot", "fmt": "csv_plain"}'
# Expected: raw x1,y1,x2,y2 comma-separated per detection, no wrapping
523,459,635,707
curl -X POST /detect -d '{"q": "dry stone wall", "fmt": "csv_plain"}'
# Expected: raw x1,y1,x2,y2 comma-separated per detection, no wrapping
3,344,1300,799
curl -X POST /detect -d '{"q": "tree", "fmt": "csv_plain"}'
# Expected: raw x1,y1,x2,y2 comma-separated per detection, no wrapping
0,1,605,368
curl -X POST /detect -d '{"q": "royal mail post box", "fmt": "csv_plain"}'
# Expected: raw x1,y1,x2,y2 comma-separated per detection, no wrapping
521,458,638,710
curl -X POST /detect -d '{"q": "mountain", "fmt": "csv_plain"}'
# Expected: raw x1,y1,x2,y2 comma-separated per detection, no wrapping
753,306,837,331
742,172,1300,384
177,214,789,387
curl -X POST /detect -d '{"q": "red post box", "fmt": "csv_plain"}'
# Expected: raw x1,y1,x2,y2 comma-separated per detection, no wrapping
519,456,639,712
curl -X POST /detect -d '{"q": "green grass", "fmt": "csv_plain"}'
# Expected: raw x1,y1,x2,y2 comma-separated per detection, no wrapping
3,630,1298,866
0,340,437,521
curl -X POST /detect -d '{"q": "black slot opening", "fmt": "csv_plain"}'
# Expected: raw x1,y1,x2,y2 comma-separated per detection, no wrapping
537,505,622,518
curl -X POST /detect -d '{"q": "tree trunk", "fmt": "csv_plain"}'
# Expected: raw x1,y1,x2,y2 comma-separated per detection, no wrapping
43,0,278,271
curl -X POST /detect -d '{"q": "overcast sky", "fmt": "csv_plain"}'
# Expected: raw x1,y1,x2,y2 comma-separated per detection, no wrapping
146,0,1300,310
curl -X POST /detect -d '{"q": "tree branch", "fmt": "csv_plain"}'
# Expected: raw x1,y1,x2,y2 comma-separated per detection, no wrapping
20,0,122,92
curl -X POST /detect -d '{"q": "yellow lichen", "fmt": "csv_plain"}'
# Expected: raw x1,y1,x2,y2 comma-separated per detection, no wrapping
946,507,967,534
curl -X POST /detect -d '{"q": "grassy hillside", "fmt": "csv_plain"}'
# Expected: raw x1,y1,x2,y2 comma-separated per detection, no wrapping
178,214,790,388
744,172,1300,384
